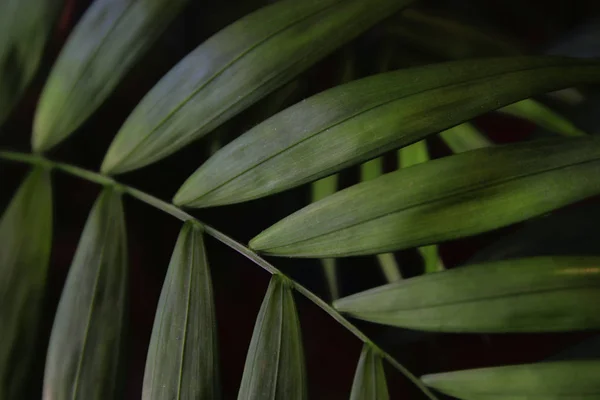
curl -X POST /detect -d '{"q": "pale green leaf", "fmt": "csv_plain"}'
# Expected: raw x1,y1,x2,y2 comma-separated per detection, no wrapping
175,57,600,208
334,256,600,332
43,188,127,399
421,360,600,399
0,0,63,125
0,167,52,398
500,99,587,137
238,275,306,400
33,0,188,152
439,123,493,153
250,137,600,257
350,345,389,400
143,222,219,399
101,0,413,174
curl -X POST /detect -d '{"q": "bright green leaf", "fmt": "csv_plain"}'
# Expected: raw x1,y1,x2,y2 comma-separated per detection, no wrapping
334,256,600,332
175,57,600,208
143,222,219,399
439,123,493,153
238,275,305,400
500,99,587,137
350,345,389,400
101,0,413,174
43,188,127,399
0,168,52,398
250,137,600,257
421,360,600,399
0,0,63,125
33,0,188,152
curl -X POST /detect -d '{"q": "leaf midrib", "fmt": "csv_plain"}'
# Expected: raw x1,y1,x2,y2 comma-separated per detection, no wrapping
265,154,600,253
190,61,594,204
118,0,345,167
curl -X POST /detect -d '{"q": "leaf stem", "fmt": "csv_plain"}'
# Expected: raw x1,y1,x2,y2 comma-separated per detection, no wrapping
0,149,439,400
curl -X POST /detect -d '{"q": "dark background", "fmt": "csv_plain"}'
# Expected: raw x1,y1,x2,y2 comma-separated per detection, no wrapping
2,0,600,398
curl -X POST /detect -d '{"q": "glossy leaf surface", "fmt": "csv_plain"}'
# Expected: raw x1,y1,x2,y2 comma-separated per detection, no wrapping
175,57,600,208
33,0,188,151
251,138,600,257
0,168,52,398
43,188,127,399
143,222,219,399
102,0,412,174
334,257,600,332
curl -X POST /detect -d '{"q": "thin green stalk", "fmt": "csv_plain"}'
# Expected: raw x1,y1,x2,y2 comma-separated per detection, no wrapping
0,149,439,400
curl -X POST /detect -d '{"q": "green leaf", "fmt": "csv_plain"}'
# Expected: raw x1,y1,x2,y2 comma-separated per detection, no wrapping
250,137,600,257
0,0,63,125
439,123,493,153
500,99,587,137
359,158,402,282
398,141,444,273
388,8,522,60
43,188,127,399
421,360,600,399
143,222,219,399
312,175,340,299
349,345,389,400
238,275,306,400
174,57,600,208
101,0,413,174
334,256,600,332
33,0,188,152
0,167,52,398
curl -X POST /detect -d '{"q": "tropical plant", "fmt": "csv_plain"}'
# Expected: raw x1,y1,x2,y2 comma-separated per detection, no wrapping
1,0,600,399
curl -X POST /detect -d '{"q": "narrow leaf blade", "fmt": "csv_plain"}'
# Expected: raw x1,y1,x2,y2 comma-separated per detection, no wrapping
334,256,600,332
500,99,587,137
143,222,219,399
175,57,600,208
43,188,127,399
350,345,389,400
0,0,63,125
33,0,188,152
238,275,305,400
250,137,600,257
101,0,413,174
439,123,493,153
421,361,600,399
0,168,52,398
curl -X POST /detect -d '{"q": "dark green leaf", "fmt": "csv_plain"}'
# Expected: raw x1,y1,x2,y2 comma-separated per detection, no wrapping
43,188,127,399
388,8,522,60
174,57,600,208
101,0,413,174
33,0,188,152
421,360,600,399
0,168,52,398
0,0,63,125
143,222,219,399
250,137,600,257
334,256,600,332
350,345,389,400
238,275,305,400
